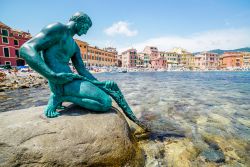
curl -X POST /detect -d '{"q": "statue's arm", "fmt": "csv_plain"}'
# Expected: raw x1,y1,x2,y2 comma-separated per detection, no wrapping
20,23,73,84
71,46,98,81
20,33,56,79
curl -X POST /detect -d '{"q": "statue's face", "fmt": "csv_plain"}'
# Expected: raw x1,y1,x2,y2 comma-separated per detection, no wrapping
77,22,91,36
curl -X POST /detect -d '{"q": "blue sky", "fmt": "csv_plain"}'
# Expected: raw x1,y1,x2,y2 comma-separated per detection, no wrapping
2,0,250,53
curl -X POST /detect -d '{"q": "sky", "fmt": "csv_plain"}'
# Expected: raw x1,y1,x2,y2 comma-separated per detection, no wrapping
1,0,250,53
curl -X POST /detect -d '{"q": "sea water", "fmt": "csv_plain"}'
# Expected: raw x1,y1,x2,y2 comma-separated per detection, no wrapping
1,71,249,166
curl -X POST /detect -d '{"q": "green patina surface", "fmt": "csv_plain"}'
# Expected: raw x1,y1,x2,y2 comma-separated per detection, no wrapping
20,12,146,130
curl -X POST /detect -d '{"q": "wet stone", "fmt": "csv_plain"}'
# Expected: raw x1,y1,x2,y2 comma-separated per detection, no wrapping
0,105,144,167
200,148,225,163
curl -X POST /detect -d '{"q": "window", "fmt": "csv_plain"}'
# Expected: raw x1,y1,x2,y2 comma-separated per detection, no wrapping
2,37,8,43
5,61,11,65
4,48,10,57
14,39,19,45
1,29,9,36
15,49,19,57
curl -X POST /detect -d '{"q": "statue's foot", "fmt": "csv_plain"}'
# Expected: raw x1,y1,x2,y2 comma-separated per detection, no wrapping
136,120,151,132
44,109,60,118
45,94,62,118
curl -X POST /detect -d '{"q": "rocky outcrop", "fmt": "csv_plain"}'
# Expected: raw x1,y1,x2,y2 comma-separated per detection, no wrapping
0,73,47,92
0,105,143,167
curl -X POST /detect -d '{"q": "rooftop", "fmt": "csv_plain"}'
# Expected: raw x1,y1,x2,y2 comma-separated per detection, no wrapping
0,21,10,29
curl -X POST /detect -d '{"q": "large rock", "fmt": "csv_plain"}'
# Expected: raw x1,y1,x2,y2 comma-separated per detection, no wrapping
0,105,143,167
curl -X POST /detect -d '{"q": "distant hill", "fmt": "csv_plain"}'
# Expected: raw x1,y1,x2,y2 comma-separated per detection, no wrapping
194,47,250,55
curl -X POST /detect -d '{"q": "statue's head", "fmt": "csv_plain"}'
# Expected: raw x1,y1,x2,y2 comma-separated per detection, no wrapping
70,12,92,36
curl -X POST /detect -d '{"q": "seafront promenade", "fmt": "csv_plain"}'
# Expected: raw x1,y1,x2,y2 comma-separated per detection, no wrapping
1,67,250,92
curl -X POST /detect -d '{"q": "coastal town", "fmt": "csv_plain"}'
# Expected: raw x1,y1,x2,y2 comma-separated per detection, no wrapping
1,21,250,74
1,0,250,166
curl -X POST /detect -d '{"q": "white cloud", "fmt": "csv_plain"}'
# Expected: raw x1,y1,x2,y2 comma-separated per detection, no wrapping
118,28,250,53
104,21,138,37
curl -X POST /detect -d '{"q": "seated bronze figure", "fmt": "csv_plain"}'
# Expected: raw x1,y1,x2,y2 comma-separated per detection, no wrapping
20,12,147,130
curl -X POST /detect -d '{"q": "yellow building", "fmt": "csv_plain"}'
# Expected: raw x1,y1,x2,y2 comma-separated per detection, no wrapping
171,47,195,69
243,52,250,68
160,51,179,64
75,39,116,67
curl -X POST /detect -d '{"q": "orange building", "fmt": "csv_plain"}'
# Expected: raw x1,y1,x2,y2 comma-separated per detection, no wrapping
220,52,243,69
75,39,116,67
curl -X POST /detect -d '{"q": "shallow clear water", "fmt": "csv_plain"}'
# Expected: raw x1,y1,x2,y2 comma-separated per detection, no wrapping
1,71,250,166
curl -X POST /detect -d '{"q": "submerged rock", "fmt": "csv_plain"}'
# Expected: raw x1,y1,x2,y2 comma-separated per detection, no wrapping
164,138,199,167
0,105,143,167
200,148,225,163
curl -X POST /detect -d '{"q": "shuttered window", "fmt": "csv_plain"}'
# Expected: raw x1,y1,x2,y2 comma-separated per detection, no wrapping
4,48,10,57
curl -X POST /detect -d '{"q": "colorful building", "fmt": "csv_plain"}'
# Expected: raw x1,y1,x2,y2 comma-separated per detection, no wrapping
138,52,150,68
194,52,219,70
103,47,118,66
181,52,194,69
75,39,116,67
160,51,179,69
242,52,250,69
116,54,122,67
136,54,144,67
0,22,31,66
121,48,137,68
143,46,166,69
220,52,243,69
170,47,194,69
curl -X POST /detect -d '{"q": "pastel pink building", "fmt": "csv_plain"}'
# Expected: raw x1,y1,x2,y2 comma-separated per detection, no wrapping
0,21,31,66
121,48,137,68
194,52,219,70
143,46,166,69
194,55,204,69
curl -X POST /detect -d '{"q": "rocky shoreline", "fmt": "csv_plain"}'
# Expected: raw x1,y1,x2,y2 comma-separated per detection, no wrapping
0,73,47,92
0,105,144,167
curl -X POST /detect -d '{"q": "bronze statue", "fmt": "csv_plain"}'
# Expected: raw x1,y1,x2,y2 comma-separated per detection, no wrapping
20,12,147,130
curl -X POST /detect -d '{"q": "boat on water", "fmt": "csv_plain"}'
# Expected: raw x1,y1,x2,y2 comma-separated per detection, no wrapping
118,70,127,73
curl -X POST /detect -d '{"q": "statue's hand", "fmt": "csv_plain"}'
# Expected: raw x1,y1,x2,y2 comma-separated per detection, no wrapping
102,80,117,90
49,73,77,84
